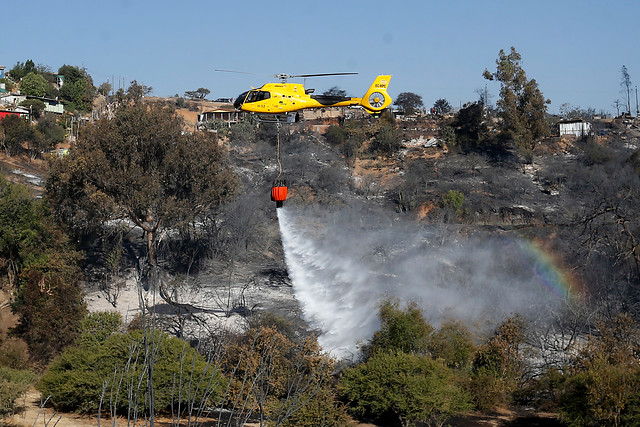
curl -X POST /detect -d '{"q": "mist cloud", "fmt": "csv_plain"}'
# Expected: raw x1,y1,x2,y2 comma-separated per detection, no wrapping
277,203,569,359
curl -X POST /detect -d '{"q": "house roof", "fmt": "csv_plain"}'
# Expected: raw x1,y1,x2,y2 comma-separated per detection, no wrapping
558,119,589,124
201,108,236,113
26,95,65,104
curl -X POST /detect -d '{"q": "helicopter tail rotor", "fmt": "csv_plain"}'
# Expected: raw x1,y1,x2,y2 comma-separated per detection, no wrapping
360,75,392,113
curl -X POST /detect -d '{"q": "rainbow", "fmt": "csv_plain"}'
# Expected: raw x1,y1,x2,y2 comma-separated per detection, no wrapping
512,237,584,302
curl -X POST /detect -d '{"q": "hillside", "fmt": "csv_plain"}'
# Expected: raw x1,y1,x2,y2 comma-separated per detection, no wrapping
3,108,640,426
3,114,640,326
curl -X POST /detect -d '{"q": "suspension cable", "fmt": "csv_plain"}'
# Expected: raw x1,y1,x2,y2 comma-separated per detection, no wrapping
276,121,283,179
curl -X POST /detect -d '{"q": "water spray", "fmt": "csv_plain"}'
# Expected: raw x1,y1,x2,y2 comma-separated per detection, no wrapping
277,204,575,359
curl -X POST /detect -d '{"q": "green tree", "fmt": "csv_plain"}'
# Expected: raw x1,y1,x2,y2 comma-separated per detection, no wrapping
370,122,400,157
0,366,36,417
322,86,348,97
229,116,258,144
340,351,472,427
9,60,36,81
429,320,475,370
97,81,112,96
324,120,369,166
59,78,95,112
394,92,424,115
0,177,85,362
0,177,42,287
39,329,226,414
441,190,465,216
126,79,152,101
451,102,490,150
0,115,34,156
57,64,86,85
324,124,347,146
483,47,550,158
360,299,433,360
432,98,452,116
470,315,525,410
46,101,237,267
19,72,50,97
184,87,210,100
77,311,123,348
25,128,46,158
19,99,46,119
36,114,65,147
57,65,96,111
558,314,640,426
114,87,125,102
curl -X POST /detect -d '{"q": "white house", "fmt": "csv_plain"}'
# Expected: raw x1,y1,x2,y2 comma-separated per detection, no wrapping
197,108,242,125
0,93,27,105
559,120,592,138
36,97,65,114
0,94,64,114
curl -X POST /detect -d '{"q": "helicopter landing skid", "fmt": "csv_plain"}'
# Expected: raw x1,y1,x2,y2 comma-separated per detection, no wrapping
254,112,300,123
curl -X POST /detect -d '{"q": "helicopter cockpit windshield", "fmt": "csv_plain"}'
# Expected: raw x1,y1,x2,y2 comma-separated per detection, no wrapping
233,91,248,109
234,90,271,109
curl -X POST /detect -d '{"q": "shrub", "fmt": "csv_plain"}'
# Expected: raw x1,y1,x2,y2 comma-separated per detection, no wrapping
12,268,86,363
0,366,37,417
77,311,123,348
429,320,475,370
340,351,472,426
370,122,400,157
325,124,347,146
441,190,465,215
229,118,257,145
0,337,29,369
39,329,227,414
359,299,433,360
36,114,66,147
557,314,640,426
222,326,340,426
19,99,46,119
470,316,525,410
0,177,85,363
0,115,33,155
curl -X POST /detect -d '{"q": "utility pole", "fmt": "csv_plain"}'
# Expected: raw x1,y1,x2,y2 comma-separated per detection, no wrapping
636,86,639,118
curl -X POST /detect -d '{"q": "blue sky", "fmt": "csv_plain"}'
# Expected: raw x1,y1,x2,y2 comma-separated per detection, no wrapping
4,0,639,114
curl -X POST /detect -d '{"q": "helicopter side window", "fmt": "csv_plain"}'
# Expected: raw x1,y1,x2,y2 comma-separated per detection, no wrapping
245,91,271,103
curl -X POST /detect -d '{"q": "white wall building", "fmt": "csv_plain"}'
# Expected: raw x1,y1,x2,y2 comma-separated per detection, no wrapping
559,120,592,138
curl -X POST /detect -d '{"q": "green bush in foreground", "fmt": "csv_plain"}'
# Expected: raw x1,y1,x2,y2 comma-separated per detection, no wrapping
340,351,472,427
0,366,37,417
39,329,226,414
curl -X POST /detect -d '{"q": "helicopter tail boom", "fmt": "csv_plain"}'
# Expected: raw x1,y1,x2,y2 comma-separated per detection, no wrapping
359,75,392,113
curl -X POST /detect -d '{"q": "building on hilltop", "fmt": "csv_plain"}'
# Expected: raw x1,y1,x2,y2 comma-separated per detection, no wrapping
0,107,29,119
559,119,592,138
197,108,243,127
0,94,65,115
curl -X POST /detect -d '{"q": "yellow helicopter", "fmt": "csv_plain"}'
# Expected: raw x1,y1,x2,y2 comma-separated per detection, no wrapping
217,71,392,122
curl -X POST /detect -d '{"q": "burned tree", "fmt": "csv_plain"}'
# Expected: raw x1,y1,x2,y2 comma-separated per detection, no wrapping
47,101,237,271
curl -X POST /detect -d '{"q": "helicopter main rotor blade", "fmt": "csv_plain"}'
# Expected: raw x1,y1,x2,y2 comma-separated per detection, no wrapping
215,69,263,76
289,72,359,78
